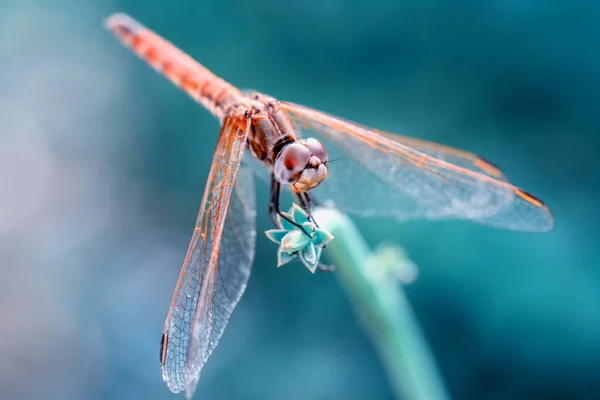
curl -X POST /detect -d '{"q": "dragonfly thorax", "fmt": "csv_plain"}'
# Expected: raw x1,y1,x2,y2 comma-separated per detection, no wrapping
244,95,329,192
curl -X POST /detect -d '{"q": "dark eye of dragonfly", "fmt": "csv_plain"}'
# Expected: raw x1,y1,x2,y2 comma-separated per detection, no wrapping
274,143,310,184
305,138,328,162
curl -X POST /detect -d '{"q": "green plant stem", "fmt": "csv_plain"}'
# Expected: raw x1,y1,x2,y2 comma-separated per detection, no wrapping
313,207,450,400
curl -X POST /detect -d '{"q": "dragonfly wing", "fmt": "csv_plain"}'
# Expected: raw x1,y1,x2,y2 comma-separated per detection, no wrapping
373,130,510,182
184,165,256,399
280,102,553,232
242,151,271,185
161,116,254,394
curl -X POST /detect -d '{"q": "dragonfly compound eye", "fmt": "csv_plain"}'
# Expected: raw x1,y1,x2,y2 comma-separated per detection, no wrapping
304,138,328,163
275,143,311,184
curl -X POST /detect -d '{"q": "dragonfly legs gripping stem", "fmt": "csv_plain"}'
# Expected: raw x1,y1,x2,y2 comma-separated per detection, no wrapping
295,191,331,255
294,192,320,228
269,176,334,272
269,175,312,236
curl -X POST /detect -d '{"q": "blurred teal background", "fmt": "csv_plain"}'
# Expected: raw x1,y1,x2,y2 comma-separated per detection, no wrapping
2,0,599,399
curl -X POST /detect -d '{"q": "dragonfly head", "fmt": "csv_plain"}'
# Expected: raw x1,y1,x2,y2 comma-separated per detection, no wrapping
274,138,328,192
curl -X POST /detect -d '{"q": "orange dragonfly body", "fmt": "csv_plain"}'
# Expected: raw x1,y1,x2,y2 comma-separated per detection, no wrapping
106,13,553,396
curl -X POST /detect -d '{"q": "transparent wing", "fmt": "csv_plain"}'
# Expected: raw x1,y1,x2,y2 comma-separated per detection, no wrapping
161,116,255,394
242,151,271,185
183,166,256,399
373,130,509,182
280,101,553,232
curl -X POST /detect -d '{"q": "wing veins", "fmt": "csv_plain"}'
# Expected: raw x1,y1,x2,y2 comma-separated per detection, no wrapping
281,101,553,231
161,116,251,393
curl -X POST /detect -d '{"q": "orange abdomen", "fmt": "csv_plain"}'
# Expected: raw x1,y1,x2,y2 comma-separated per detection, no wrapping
106,13,242,119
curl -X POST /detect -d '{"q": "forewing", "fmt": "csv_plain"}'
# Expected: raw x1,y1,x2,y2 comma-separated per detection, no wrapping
374,130,509,182
280,102,553,232
161,117,254,394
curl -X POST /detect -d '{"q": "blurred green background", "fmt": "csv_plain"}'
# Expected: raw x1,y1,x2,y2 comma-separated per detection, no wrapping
2,0,599,399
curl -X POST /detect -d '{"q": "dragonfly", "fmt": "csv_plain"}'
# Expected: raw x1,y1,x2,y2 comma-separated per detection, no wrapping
106,12,554,396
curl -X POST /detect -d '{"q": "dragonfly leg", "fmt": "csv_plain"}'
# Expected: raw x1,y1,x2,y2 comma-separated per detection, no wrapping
269,175,311,236
294,192,329,252
302,192,329,251
294,192,320,228
268,175,279,227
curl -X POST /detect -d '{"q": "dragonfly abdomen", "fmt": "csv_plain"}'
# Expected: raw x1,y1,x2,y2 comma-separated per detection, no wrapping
106,13,242,119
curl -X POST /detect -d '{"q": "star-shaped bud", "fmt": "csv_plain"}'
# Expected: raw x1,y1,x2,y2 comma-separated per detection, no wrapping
265,204,334,273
